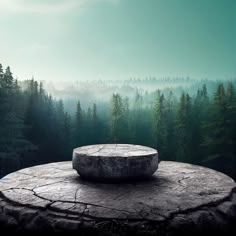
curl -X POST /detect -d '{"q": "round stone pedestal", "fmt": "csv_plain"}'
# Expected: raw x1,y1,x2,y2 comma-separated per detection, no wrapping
72,144,158,181
0,161,236,235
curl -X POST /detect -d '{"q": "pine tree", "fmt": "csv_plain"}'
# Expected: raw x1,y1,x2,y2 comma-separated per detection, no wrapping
131,91,146,144
0,66,35,176
110,93,125,143
225,82,236,177
85,106,92,144
91,103,99,144
165,91,176,160
192,84,209,164
0,64,3,84
202,84,228,167
74,100,83,147
0,64,5,116
122,97,130,143
175,93,193,162
2,66,14,90
62,112,72,157
152,91,168,159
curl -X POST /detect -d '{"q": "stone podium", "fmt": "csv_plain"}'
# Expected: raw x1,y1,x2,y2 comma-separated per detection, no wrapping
72,144,159,181
0,159,236,235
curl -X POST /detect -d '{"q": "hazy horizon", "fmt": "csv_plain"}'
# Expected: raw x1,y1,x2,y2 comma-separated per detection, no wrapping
0,0,235,81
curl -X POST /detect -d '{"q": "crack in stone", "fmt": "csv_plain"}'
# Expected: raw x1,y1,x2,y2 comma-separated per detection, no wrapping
0,187,134,216
25,187,236,221
1,187,236,224
88,145,105,156
31,180,67,192
0,189,49,211
44,201,56,210
92,145,119,158
1,183,235,222
74,186,81,202
161,186,236,224
71,186,236,222
178,176,190,184
106,145,117,156
33,183,65,192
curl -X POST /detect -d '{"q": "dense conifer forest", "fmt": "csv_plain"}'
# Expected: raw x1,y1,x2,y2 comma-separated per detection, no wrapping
0,63,236,180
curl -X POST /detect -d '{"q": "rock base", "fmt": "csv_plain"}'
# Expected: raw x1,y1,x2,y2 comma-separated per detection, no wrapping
0,161,236,235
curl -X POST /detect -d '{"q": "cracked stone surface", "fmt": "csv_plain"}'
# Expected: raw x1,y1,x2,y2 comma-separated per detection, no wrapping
0,161,236,235
73,144,159,181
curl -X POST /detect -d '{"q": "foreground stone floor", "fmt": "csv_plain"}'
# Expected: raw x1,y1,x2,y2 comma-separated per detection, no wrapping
0,161,236,235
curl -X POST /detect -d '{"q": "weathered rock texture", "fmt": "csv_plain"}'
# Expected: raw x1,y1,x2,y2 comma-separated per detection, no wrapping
0,161,236,235
73,144,159,181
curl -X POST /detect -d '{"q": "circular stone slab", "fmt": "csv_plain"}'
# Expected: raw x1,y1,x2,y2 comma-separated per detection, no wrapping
72,144,158,181
0,161,236,235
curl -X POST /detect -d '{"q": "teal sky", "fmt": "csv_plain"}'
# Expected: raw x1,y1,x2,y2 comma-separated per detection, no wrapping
0,0,235,81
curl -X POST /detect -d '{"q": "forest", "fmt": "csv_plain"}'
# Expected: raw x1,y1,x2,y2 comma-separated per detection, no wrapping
0,63,236,180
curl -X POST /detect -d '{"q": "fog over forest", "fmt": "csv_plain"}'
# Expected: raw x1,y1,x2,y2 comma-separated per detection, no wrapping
1,63,236,182
41,77,235,115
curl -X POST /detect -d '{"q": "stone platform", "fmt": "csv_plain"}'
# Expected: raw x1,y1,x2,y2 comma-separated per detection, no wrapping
73,144,159,181
0,161,236,235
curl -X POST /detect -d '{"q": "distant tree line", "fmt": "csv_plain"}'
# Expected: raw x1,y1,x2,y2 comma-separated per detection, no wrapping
0,63,236,180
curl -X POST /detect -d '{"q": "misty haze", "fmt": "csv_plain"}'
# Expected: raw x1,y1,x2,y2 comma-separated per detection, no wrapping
0,0,236,235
